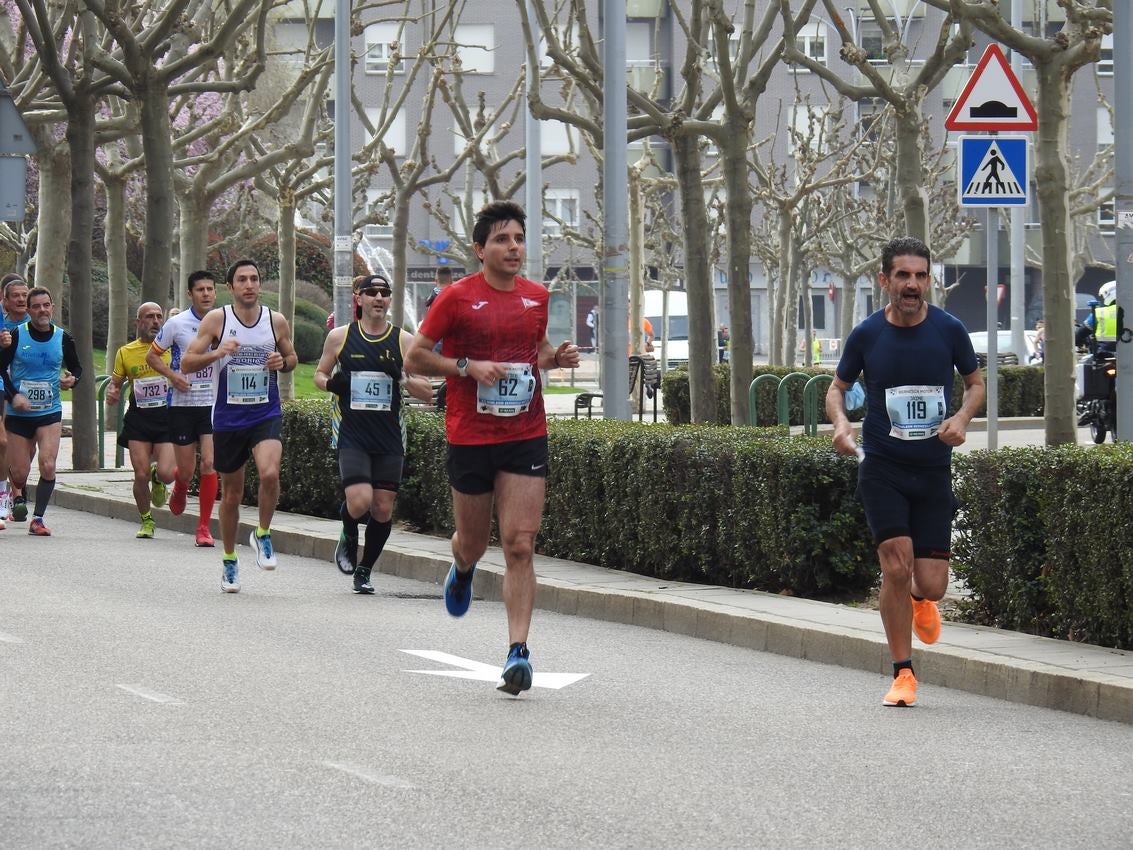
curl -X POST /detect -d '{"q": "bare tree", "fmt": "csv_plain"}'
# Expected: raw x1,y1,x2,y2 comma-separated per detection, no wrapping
85,0,275,305
924,0,1111,445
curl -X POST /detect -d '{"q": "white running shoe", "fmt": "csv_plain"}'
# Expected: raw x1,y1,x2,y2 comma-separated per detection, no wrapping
250,530,278,570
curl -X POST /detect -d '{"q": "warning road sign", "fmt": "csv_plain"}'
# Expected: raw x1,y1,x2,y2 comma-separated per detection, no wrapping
945,44,1037,132
958,136,1029,207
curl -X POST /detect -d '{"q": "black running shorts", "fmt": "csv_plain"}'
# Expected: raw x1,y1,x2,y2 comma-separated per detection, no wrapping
5,411,62,439
856,453,957,559
446,436,549,495
213,417,283,474
168,405,213,445
337,446,403,491
117,407,171,449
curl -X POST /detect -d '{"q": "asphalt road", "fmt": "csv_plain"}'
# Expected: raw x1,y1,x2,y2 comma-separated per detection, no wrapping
2,507,1132,849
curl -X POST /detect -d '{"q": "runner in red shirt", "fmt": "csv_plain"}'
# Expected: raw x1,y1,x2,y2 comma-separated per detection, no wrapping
406,200,580,696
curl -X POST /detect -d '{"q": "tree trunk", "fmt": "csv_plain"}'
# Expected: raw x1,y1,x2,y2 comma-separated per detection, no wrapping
103,171,128,437
65,94,98,470
771,210,791,366
391,193,412,330
177,189,211,306
785,236,803,367
1034,62,1077,446
138,76,176,305
277,189,297,401
721,129,754,423
839,249,859,344
34,133,70,304
894,105,929,250
672,133,716,423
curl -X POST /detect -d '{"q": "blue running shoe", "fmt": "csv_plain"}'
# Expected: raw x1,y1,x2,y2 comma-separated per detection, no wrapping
443,562,475,617
497,643,533,696
250,530,278,570
222,557,240,593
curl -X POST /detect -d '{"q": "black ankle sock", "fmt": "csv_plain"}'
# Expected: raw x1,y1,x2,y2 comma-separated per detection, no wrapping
34,478,55,518
893,659,914,678
361,519,392,569
510,641,529,658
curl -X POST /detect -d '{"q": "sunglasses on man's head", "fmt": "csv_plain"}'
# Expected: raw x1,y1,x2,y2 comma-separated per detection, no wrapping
358,286,392,298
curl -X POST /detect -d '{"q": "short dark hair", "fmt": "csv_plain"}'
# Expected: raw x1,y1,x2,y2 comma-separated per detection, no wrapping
435,267,453,282
881,236,931,276
187,270,215,290
225,259,260,285
471,200,526,248
27,286,52,304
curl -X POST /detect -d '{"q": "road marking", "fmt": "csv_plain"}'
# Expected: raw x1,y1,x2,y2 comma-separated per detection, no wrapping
0,630,24,644
323,762,416,789
400,649,590,690
116,684,183,704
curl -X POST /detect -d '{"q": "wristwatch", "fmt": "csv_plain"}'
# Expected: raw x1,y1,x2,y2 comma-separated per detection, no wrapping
456,357,469,377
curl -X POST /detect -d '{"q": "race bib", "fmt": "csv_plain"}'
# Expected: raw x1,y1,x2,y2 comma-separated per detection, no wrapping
349,371,393,411
885,385,946,440
227,364,270,405
21,379,52,411
133,375,169,409
477,363,536,417
189,364,214,394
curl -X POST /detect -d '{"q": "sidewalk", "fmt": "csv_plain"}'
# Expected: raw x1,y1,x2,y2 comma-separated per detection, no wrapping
30,434,1133,726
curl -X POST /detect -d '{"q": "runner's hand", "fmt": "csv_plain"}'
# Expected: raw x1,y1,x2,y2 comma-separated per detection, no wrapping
325,371,350,396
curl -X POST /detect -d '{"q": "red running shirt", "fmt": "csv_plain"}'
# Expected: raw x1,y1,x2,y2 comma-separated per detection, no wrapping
418,272,549,445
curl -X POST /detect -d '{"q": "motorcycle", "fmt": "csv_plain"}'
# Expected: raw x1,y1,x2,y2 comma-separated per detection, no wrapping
1075,352,1117,444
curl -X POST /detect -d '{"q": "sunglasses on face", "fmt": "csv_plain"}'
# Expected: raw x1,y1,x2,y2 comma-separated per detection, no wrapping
358,286,392,298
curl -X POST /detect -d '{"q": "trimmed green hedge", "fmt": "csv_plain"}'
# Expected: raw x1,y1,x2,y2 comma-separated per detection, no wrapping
663,363,1046,424
953,446,1133,649
257,400,876,598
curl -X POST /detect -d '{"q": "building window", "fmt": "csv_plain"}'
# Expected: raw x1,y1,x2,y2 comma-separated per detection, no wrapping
364,23,403,74
795,22,827,68
540,121,577,156
544,189,580,235
859,20,885,65
798,295,826,329
454,24,495,74
364,107,407,156
1098,33,1113,76
363,223,393,239
1099,198,1115,234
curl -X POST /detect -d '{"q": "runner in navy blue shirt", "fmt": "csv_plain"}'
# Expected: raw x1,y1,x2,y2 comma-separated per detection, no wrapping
827,236,985,709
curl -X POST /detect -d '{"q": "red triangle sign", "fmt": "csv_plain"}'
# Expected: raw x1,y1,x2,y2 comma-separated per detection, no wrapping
945,43,1037,132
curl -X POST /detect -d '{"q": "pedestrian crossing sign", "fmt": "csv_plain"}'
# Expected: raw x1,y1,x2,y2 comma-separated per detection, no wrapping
958,136,1029,207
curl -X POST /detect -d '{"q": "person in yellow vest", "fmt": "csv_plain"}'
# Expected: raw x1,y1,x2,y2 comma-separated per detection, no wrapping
799,330,822,364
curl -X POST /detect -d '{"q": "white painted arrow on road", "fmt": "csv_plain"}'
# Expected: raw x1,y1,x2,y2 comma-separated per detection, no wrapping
400,650,590,690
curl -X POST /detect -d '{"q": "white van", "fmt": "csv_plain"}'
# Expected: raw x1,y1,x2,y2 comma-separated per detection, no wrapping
643,289,689,368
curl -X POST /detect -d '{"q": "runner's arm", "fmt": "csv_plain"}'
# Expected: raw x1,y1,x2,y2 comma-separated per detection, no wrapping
267,312,299,372
0,327,15,401
938,369,985,447
145,341,190,393
313,326,347,392
60,331,81,389
399,330,435,402
537,335,580,371
826,374,857,456
180,310,230,373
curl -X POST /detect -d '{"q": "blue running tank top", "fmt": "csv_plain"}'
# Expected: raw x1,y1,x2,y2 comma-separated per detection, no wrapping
8,325,64,418
212,305,282,431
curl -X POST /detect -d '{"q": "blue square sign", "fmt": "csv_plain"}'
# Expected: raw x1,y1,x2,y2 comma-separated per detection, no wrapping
958,136,1029,207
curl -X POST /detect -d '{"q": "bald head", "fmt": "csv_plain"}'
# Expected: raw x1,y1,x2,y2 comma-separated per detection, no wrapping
135,302,163,343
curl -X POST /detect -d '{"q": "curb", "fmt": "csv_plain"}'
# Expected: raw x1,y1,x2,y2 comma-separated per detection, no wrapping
41,474,1133,726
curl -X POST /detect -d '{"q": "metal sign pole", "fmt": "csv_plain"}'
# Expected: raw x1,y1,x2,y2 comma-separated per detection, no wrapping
986,206,999,450
1116,2,1133,441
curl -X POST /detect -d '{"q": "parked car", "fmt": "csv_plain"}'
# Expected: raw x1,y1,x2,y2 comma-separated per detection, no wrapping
968,330,1039,367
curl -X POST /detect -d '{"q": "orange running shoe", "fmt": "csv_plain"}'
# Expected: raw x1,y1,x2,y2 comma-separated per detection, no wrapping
28,517,52,537
883,668,917,707
912,598,942,644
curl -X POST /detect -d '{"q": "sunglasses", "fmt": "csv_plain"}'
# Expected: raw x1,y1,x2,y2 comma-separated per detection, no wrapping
358,286,392,298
